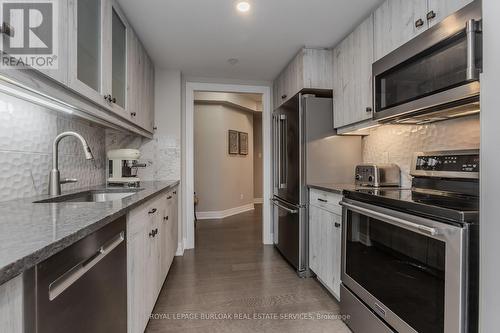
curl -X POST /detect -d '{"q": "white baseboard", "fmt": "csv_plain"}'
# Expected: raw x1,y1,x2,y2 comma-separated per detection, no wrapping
175,240,184,256
253,198,263,204
197,203,255,220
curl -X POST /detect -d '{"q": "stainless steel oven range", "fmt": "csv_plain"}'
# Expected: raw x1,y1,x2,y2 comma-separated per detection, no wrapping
340,150,479,333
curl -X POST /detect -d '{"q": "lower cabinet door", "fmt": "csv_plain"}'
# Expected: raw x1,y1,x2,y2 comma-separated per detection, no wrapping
309,205,322,275
127,227,148,333
332,213,343,298
309,204,342,300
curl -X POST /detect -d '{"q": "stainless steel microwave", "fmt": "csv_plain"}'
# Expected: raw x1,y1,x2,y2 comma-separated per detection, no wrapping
373,1,482,124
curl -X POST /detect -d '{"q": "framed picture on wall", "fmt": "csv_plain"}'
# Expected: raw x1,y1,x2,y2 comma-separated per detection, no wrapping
228,130,239,154
238,132,248,155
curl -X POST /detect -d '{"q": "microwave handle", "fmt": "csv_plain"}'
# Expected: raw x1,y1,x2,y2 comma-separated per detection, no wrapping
466,19,480,81
340,201,439,236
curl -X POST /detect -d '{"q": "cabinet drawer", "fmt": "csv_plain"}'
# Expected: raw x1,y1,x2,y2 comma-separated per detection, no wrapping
128,196,162,236
309,189,343,215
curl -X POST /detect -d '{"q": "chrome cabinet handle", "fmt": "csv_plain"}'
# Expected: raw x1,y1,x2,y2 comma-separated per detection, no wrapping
340,201,439,236
281,94,287,100
167,195,173,200
148,208,157,214
334,222,341,228
48,232,124,301
164,216,169,221
415,18,424,28
317,198,328,203
271,199,298,214
365,107,373,113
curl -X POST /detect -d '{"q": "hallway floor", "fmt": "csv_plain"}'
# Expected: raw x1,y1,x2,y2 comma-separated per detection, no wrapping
145,205,351,332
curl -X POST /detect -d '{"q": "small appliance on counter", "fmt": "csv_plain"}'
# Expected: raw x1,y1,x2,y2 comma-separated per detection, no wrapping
107,149,146,187
354,164,401,187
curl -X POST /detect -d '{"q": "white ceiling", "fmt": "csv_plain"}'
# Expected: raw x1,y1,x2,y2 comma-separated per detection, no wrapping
117,0,383,81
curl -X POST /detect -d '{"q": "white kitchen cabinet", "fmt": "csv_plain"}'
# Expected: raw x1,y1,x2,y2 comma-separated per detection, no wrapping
373,0,428,61
0,275,23,333
374,0,473,61
426,0,474,27
273,48,333,109
38,0,69,85
69,0,129,112
105,0,130,116
127,187,178,333
309,189,343,300
68,0,108,107
127,27,155,132
333,14,374,129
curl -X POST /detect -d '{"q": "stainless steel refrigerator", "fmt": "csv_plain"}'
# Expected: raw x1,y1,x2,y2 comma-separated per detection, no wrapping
272,93,361,276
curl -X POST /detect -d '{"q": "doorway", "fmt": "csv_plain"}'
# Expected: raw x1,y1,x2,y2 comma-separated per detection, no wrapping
183,82,272,250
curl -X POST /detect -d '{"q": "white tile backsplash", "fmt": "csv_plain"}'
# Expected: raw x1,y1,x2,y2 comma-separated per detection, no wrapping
0,92,107,202
362,115,480,187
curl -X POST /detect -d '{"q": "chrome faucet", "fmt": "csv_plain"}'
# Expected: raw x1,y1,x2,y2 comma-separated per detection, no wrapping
49,131,95,196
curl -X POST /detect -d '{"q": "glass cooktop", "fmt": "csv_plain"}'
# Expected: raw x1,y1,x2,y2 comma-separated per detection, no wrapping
344,188,479,224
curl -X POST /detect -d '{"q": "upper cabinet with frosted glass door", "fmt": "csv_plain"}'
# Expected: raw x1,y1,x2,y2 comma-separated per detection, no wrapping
68,0,129,115
104,1,129,117
68,0,106,106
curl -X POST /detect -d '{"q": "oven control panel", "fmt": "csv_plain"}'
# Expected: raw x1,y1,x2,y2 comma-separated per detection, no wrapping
412,150,479,178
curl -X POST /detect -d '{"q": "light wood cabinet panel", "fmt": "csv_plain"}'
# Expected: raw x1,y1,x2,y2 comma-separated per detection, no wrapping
373,0,428,61
127,220,149,333
126,27,155,132
427,0,473,27
0,275,23,333
105,0,129,116
127,187,178,333
309,200,342,301
68,0,108,107
273,48,333,109
37,0,69,85
332,213,342,298
333,14,374,129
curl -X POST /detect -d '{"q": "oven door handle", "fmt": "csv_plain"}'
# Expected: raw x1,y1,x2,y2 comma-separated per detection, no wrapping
340,201,439,236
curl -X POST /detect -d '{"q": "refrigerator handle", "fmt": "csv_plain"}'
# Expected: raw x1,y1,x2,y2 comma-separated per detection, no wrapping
273,114,279,189
279,114,287,189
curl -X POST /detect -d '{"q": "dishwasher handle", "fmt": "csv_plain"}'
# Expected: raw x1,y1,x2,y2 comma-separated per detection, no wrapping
48,231,125,301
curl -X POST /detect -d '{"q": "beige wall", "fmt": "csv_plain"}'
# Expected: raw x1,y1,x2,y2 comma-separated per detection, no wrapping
194,103,254,212
253,114,263,200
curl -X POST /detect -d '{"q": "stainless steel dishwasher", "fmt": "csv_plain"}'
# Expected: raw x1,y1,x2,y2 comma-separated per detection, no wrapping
25,216,127,333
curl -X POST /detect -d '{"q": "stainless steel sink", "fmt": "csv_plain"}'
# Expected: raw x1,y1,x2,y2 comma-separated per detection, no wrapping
34,189,144,203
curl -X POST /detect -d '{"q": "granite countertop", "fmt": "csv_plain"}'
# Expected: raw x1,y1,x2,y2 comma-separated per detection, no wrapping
307,183,359,194
0,180,180,285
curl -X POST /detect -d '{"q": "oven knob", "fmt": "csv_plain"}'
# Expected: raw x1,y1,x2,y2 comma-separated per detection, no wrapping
368,175,374,182
355,174,361,181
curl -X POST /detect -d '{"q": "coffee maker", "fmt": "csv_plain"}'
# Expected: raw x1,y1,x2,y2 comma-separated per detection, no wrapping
107,149,146,187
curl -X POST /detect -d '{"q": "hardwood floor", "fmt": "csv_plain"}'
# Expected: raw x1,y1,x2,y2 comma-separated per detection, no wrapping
146,205,351,333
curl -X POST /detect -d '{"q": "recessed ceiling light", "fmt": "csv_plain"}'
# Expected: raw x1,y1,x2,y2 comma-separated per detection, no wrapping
228,58,239,65
236,1,251,13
